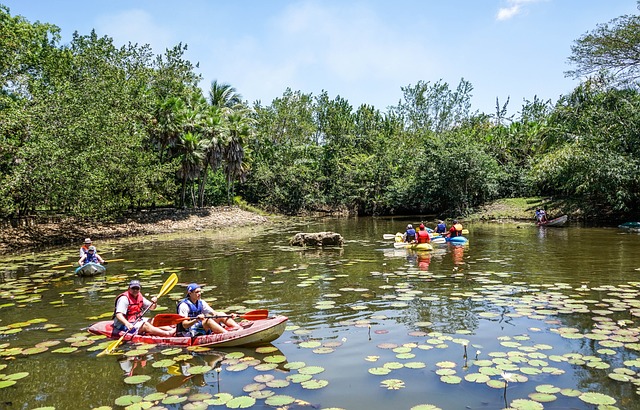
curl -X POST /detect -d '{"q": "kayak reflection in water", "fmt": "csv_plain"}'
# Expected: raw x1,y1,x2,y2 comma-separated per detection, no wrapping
118,355,148,377
417,251,431,271
452,245,465,266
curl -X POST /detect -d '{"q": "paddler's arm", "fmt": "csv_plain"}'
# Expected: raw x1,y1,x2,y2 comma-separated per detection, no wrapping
181,313,205,329
115,312,133,331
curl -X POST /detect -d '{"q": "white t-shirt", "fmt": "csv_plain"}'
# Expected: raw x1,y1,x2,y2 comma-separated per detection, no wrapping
113,294,152,327
177,299,215,328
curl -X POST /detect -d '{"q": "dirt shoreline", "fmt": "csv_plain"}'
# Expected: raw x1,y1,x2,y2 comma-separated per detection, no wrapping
0,206,271,254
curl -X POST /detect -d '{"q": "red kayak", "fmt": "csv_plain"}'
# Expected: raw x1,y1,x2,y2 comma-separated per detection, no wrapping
88,315,288,347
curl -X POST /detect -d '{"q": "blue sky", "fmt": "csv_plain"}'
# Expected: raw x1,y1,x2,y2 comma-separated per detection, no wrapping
4,1,638,115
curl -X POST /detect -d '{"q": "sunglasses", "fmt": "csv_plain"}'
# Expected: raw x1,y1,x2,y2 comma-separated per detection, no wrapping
130,287,140,290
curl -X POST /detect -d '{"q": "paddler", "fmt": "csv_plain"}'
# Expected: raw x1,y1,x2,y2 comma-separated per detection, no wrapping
113,280,174,337
448,220,464,237
176,283,241,336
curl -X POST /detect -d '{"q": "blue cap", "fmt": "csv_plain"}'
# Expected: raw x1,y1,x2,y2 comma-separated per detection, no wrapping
129,280,141,288
187,283,201,293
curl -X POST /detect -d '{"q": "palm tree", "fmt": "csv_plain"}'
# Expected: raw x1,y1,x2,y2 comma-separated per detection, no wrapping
153,96,185,162
175,131,206,207
223,110,252,204
198,105,226,207
209,80,243,110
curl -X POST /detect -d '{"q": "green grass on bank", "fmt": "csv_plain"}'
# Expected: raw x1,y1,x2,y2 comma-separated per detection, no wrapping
468,197,567,221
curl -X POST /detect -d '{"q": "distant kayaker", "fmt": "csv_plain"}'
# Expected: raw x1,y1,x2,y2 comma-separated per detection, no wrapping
415,224,431,244
403,224,417,243
79,238,93,257
435,220,447,235
176,283,241,336
448,220,464,237
78,245,104,266
113,280,175,337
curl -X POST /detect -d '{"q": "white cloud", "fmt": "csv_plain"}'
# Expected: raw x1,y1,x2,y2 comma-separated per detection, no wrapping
497,5,522,21
201,1,440,108
496,0,548,21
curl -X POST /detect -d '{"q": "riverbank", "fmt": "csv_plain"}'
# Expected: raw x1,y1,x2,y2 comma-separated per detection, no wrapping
0,206,272,254
466,197,570,222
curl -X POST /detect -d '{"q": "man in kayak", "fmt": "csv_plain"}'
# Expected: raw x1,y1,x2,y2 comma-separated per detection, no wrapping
176,283,241,336
113,280,175,337
403,224,416,243
78,245,104,266
435,220,447,235
415,224,431,244
448,220,464,237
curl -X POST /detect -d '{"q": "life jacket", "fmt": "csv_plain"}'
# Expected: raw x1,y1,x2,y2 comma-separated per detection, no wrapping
416,229,430,243
80,245,90,255
176,298,203,334
454,223,463,234
113,291,144,322
435,223,446,234
83,252,98,264
405,229,416,242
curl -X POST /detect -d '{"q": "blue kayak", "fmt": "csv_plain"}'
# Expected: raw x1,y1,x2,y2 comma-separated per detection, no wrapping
75,262,106,277
447,236,468,244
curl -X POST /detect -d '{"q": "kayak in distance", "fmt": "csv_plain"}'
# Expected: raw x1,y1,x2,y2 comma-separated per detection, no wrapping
75,262,106,277
537,215,568,227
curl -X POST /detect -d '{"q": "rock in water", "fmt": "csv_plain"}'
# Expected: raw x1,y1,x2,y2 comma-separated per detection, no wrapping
289,232,343,247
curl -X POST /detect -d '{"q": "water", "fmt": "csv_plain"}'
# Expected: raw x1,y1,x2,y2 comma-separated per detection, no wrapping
0,218,639,409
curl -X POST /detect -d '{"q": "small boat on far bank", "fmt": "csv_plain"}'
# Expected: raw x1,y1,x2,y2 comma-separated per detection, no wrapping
619,222,640,231
537,215,568,227
75,262,106,277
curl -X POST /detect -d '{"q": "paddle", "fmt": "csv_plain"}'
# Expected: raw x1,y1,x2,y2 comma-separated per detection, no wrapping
97,273,178,357
52,258,125,270
382,234,396,240
151,309,269,327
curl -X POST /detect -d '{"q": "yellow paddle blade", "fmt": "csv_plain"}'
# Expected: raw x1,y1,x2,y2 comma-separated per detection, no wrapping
158,273,178,298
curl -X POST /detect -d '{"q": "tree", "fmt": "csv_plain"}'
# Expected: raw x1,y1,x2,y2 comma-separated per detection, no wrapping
566,9,640,85
209,80,243,109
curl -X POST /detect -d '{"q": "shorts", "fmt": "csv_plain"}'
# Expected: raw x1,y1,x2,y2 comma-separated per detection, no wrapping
114,318,146,333
179,322,211,337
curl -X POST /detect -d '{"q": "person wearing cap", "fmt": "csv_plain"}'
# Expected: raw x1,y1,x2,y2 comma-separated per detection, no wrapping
78,245,104,266
176,283,241,336
80,238,93,257
435,220,447,235
415,224,431,244
112,280,175,337
403,224,417,243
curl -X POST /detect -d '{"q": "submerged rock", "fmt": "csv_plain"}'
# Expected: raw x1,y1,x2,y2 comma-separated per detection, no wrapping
289,232,344,247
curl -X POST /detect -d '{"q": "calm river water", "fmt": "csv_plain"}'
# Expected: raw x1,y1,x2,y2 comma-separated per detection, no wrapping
0,217,639,410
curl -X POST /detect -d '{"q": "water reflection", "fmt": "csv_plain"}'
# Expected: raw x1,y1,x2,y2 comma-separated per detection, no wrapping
1,221,640,409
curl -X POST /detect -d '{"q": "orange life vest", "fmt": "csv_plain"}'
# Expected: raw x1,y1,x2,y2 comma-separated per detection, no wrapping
114,291,144,322
416,229,430,243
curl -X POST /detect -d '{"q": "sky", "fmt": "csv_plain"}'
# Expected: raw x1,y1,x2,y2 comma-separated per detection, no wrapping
3,0,638,116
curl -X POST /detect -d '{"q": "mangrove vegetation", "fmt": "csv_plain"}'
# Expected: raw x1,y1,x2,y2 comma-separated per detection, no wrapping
1,4,640,220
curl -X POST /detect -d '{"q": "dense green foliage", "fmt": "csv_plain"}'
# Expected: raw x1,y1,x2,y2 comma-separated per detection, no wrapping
1,4,640,220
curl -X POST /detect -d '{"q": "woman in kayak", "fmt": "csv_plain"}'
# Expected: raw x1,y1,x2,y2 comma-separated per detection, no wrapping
176,283,241,336
78,245,104,266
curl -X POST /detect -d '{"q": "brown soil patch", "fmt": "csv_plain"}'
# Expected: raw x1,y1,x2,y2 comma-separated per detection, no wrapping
0,206,271,254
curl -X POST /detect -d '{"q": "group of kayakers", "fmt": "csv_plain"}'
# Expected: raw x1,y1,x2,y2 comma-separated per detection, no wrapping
75,237,245,339
401,219,464,243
